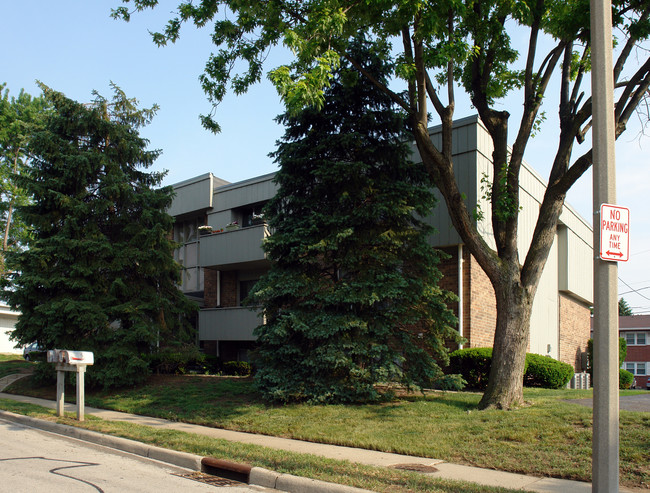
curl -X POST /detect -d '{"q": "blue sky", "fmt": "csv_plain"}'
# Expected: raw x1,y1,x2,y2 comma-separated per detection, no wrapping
2,0,650,313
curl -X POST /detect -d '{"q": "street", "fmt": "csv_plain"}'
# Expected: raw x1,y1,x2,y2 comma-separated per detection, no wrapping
0,418,270,492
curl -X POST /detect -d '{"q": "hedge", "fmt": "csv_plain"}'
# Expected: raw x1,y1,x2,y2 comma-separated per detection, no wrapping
524,353,574,389
448,347,574,389
620,369,634,389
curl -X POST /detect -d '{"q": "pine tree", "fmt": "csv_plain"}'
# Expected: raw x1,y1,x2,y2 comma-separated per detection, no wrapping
6,84,196,388
249,39,461,404
619,298,633,316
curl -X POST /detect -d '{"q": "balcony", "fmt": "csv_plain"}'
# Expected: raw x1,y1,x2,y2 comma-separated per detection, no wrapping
198,306,263,341
199,224,269,270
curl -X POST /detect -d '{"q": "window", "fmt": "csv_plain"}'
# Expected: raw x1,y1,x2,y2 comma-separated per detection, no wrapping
624,332,647,345
624,362,647,375
239,279,258,305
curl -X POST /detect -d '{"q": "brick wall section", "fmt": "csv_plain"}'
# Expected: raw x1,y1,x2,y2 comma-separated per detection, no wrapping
558,293,591,371
626,345,650,363
220,271,238,307
467,252,497,348
204,269,218,308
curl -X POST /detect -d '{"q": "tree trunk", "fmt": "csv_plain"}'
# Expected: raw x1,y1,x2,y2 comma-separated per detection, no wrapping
479,274,535,409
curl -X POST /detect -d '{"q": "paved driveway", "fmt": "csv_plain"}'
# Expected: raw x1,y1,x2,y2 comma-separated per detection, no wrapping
564,393,650,412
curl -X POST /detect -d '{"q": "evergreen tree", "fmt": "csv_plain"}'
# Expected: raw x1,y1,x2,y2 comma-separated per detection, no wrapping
249,39,461,404
619,298,633,316
5,84,196,388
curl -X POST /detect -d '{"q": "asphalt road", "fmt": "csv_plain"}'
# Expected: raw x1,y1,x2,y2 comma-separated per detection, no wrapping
564,392,650,412
0,418,270,493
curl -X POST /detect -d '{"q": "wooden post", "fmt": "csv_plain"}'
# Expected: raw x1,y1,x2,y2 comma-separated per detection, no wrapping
56,369,65,417
76,366,86,421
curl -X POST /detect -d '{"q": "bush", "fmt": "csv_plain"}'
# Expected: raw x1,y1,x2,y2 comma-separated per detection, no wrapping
448,348,494,389
448,347,574,389
620,369,634,389
586,337,627,376
222,361,252,376
148,346,205,375
524,353,574,389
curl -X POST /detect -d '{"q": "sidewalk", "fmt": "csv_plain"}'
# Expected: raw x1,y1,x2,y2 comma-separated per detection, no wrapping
0,380,637,493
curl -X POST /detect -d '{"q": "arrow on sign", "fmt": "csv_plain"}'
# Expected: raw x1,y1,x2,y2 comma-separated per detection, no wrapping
606,251,624,257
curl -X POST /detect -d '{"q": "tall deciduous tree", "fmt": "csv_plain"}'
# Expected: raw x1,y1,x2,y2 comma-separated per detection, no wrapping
6,84,196,388
249,38,460,403
0,85,48,275
114,0,650,408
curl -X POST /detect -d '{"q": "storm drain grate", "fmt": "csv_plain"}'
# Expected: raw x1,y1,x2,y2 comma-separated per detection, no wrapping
174,471,246,487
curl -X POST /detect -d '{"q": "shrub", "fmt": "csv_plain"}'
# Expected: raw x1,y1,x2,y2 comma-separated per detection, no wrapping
222,361,252,376
524,353,574,389
586,337,627,376
619,369,634,389
448,348,493,389
448,347,575,389
148,346,205,374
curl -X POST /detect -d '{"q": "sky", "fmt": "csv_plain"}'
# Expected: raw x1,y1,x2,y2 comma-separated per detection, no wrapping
2,0,650,314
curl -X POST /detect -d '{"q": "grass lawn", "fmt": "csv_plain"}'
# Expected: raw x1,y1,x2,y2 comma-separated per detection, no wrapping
4,371,649,489
0,354,33,378
0,399,519,493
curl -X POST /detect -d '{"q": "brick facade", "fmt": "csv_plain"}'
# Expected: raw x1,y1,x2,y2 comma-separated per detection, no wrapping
204,269,218,308
438,248,590,370
220,271,238,307
466,252,497,348
558,293,591,371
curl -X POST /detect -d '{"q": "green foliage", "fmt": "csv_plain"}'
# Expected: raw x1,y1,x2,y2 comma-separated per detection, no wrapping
0,84,49,274
4,84,197,389
524,353,574,389
586,337,627,376
448,347,494,390
619,369,635,389
115,0,650,410
222,361,252,376
619,297,634,316
449,348,572,389
148,345,205,374
249,38,460,404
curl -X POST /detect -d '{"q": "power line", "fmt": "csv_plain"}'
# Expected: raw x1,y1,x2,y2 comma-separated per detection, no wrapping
618,277,650,301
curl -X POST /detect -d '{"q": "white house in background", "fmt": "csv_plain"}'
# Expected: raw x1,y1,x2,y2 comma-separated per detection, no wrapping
0,303,20,354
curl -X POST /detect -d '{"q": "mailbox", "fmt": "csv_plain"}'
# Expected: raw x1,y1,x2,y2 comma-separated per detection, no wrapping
47,349,94,365
47,348,94,422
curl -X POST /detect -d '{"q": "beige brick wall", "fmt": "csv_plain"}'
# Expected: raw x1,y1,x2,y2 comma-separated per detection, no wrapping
467,253,497,348
558,293,591,371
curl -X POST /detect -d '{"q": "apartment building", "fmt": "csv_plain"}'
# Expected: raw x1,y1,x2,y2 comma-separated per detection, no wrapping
170,116,594,368
619,315,650,388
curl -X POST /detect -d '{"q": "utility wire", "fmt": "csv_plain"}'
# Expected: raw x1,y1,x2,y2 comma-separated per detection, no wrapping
618,277,650,301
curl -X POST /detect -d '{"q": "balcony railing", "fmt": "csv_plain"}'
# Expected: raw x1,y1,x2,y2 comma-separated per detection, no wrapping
198,306,262,341
199,223,269,269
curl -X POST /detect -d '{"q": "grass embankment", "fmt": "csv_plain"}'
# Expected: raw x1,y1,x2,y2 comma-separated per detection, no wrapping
3,370,649,490
0,353,33,378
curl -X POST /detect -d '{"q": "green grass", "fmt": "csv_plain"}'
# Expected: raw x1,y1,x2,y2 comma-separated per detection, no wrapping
4,372,650,489
0,354,33,378
0,399,519,493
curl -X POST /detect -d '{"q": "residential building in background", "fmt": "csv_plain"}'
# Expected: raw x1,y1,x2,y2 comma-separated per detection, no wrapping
170,116,594,368
618,315,649,388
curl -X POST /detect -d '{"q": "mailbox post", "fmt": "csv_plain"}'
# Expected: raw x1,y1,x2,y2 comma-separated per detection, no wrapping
47,350,94,421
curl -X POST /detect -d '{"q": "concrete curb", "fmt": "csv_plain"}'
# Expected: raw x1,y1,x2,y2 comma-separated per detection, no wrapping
0,410,373,493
